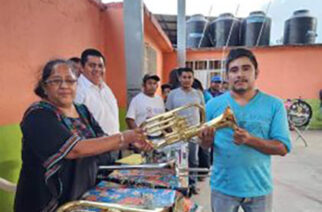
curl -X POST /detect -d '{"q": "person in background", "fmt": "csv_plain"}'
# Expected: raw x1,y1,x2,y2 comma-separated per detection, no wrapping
192,79,211,180
192,79,212,103
68,57,82,78
200,48,291,212
126,74,165,129
169,68,181,89
161,83,171,103
222,80,229,92
205,75,223,98
166,67,205,195
74,48,120,161
14,59,149,212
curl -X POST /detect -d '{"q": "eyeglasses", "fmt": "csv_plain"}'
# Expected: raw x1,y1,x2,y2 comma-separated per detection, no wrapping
45,79,77,87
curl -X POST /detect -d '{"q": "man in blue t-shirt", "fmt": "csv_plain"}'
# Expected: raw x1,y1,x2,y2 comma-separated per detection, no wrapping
199,48,291,212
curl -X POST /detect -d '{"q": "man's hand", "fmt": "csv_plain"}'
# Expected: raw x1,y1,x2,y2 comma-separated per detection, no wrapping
233,127,288,156
233,127,252,145
198,126,215,149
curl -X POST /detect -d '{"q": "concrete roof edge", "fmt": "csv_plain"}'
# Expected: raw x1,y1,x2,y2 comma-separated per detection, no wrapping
88,0,107,10
184,43,322,52
144,6,174,52
103,2,123,10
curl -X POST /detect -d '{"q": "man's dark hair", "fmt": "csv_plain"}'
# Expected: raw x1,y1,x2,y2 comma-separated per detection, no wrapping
178,67,194,76
81,48,106,66
225,48,258,71
69,57,81,63
161,84,171,92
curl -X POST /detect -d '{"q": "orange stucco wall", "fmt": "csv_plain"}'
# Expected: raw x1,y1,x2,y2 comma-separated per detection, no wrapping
0,1,171,126
0,0,108,125
103,3,127,108
162,46,322,100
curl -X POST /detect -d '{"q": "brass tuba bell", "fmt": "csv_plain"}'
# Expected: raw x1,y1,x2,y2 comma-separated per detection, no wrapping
141,104,238,149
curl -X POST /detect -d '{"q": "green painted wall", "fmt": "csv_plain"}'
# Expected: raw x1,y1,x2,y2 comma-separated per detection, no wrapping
119,107,128,131
0,124,22,212
307,99,322,129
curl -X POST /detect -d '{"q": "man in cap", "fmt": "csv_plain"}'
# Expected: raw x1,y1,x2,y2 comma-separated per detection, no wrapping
205,75,224,98
126,74,165,129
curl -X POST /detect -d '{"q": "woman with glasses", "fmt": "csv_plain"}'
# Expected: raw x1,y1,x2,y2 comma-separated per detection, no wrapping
14,59,150,212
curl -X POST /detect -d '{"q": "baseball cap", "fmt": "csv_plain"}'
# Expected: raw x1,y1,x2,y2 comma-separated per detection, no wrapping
143,74,160,83
211,76,222,83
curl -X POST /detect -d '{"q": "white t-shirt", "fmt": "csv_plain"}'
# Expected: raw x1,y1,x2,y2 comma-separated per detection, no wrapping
126,92,165,126
74,74,120,135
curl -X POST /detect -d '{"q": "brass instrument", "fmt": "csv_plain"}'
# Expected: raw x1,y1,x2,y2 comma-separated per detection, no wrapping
57,105,237,212
57,200,167,212
141,104,238,149
98,160,210,178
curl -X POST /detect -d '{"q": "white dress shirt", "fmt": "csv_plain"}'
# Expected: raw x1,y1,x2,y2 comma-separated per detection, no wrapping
75,74,120,135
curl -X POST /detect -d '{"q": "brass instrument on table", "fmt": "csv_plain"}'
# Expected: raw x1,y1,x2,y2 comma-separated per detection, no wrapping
98,160,211,178
57,200,166,212
141,104,238,149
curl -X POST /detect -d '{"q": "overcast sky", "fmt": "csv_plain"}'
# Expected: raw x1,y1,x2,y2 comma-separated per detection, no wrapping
102,0,321,44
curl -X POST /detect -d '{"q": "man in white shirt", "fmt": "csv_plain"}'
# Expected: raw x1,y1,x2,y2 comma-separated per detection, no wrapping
126,74,165,129
75,48,120,160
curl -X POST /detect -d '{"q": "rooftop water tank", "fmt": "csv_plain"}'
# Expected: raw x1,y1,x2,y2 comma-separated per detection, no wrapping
186,14,209,48
241,11,271,47
210,13,241,47
283,10,317,45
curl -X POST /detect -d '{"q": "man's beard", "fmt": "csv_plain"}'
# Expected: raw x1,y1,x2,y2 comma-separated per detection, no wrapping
232,79,248,94
232,86,247,94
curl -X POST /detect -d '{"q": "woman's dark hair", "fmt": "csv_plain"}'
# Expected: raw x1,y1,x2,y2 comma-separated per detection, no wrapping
192,78,204,91
168,68,180,89
34,59,69,98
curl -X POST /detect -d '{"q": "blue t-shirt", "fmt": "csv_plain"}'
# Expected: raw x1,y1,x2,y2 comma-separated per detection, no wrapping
206,91,291,197
203,90,213,103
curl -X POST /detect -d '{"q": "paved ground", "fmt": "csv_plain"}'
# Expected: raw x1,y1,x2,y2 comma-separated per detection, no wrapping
192,130,322,212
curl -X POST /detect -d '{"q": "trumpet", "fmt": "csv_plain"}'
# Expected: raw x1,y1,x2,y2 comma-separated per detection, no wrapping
141,104,237,149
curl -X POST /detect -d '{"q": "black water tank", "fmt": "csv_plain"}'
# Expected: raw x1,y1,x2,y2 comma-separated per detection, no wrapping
210,13,241,47
198,24,213,47
186,14,209,48
283,10,317,45
241,11,271,47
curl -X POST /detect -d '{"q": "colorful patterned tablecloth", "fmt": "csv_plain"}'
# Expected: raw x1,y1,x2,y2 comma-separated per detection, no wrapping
79,181,202,212
104,169,183,190
83,181,175,210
